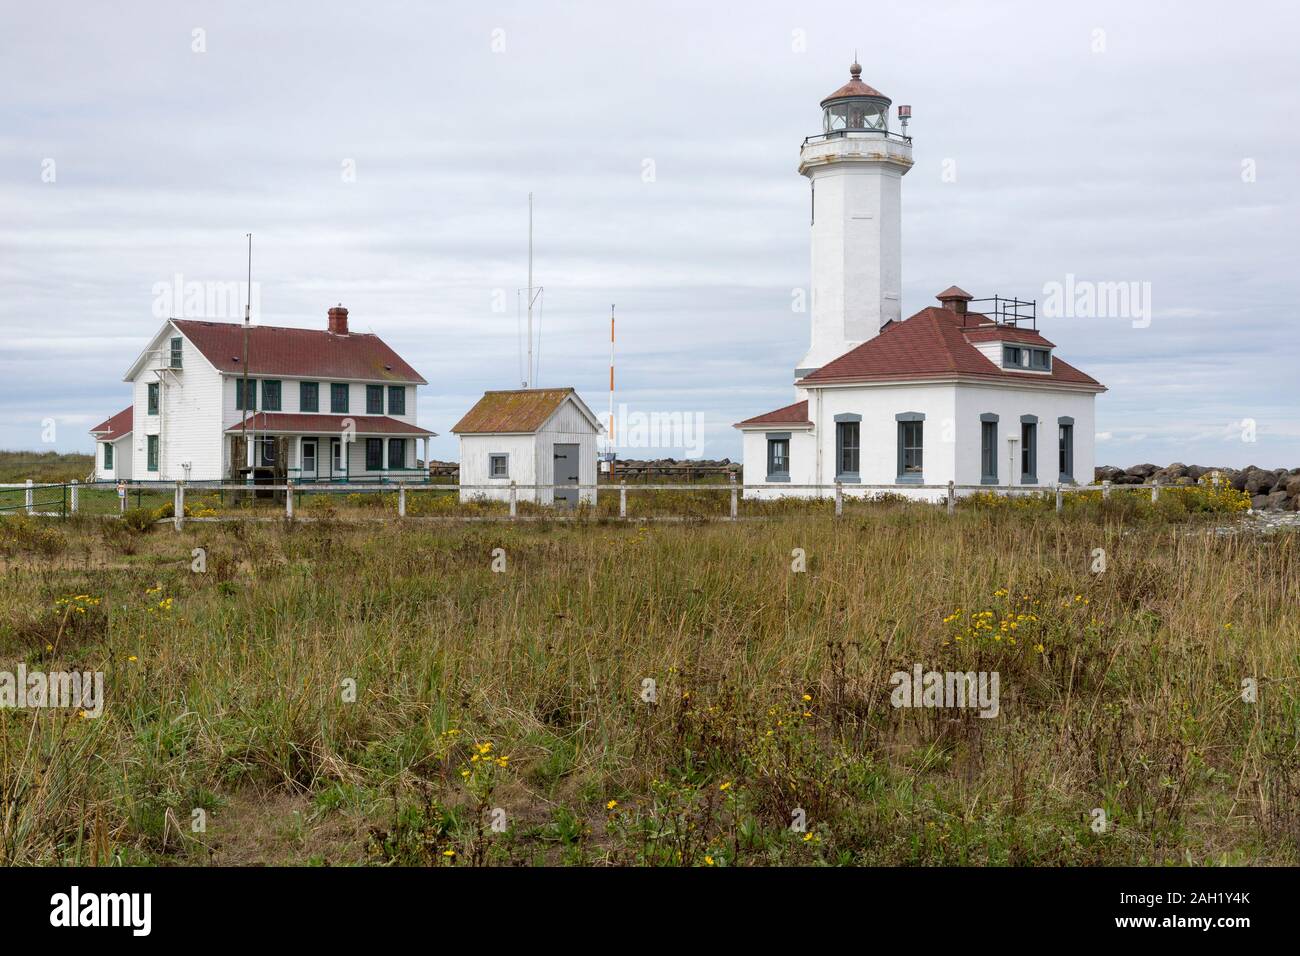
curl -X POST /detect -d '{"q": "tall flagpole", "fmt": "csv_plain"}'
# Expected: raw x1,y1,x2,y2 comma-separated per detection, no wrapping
241,233,251,484
526,192,533,388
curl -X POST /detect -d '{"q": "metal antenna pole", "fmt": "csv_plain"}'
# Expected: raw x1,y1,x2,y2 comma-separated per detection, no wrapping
526,192,533,389
241,233,252,485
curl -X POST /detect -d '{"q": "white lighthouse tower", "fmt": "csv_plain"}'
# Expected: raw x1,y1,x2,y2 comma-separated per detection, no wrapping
796,62,913,379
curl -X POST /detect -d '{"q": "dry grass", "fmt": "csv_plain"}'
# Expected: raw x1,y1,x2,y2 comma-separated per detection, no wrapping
0,501,1297,866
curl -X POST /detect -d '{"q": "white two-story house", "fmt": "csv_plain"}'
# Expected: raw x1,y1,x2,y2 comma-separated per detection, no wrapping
91,305,434,482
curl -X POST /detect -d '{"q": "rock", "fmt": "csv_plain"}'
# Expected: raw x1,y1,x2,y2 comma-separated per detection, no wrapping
1245,470,1278,495
1232,468,1257,492
1285,475,1300,498
1164,462,1189,479
1251,493,1270,510
1174,476,1195,486
1095,465,1124,482
1186,465,1207,481
1125,463,1159,478
1265,490,1290,511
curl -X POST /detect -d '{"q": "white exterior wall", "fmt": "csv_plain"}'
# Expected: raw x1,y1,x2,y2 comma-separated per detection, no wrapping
952,383,1096,488
798,133,911,375
458,434,537,503
219,378,417,431
742,381,1098,502
534,399,598,506
94,436,133,481
129,325,224,481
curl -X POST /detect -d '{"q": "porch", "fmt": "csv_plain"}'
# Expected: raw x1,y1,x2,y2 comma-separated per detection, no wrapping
226,413,436,483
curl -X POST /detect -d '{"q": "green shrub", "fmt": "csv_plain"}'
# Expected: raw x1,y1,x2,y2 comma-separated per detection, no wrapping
121,506,159,533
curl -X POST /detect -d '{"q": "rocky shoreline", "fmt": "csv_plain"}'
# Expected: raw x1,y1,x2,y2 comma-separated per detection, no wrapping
1095,463,1300,511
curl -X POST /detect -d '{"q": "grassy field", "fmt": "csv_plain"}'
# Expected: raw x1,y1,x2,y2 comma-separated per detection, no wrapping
0,450,93,484
0,496,1297,866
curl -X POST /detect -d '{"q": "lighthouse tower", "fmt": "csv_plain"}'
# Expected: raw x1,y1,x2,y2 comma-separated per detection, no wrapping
796,63,913,379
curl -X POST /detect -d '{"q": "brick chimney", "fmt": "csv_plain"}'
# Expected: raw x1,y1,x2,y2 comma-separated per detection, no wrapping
327,304,349,335
935,286,973,314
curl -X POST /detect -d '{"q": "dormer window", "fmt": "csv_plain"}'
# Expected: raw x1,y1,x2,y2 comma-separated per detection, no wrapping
1002,345,1051,371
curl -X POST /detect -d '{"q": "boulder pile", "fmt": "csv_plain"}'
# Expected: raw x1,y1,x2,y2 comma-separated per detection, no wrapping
1094,463,1300,511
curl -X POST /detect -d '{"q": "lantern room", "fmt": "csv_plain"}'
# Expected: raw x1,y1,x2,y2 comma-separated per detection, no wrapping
820,62,892,133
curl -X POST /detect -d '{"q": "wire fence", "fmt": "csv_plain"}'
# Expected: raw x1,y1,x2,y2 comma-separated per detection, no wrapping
0,476,1184,526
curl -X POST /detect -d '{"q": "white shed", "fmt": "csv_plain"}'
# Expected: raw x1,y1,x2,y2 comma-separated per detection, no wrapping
452,388,603,506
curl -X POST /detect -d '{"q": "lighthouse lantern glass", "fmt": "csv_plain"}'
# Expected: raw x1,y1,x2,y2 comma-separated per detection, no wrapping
823,98,888,133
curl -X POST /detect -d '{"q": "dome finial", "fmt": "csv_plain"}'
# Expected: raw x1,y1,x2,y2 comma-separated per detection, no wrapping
850,57,861,78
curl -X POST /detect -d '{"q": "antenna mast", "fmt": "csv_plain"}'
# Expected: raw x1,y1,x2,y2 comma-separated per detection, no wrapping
526,193,533,388
240,233,252,484
608,305,615,450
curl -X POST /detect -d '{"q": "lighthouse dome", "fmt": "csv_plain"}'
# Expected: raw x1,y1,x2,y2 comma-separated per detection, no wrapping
820,62,891,132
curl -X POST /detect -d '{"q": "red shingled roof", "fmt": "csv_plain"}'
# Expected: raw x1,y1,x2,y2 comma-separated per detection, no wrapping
735,400,812,429
89,406,132,440
173,320,426,384
225,413,434,436
961,325,1056,347
797,307,1102,388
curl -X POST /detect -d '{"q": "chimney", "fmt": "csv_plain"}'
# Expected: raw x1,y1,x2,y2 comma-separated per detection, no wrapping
328,304,349,335
935,286,973,314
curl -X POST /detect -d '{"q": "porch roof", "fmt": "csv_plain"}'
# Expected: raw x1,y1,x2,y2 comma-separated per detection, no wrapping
226,413,436,437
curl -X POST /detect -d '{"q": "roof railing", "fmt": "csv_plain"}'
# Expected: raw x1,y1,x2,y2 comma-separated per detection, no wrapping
802,129,912,148
962,296,1037,331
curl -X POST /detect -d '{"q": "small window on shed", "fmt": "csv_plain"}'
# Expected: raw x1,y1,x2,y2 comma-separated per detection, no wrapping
489,454,509,478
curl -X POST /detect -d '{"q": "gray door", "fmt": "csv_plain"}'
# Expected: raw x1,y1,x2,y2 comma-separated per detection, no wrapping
553,443,579,507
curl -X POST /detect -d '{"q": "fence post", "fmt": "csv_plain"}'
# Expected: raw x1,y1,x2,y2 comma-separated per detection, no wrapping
619,480,627,519
70,479,79,514
834,480,843,518
509,481,517,520
398,483,406,518
118,482,127,514
1055,484,1063,514
286,479,295,520
1102,479,1112,500
946,480,955,516
729,472,738,521
25,479,33,515
1151,480,1160,503
174,480,184,531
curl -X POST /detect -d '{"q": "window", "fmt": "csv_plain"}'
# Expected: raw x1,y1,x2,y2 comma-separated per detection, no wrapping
147,382,159,415
147,435,159,472
1058,418,1074,481
387,386,406,416
366,385,384,415
301,440,316,473
331,383,349,414
835,418,860,479
896,413,924,481
388,438,406,470
365,438,383,471
489,453,509,478
1029,349,1051,370
1021,418,1038,483
331,438,343,473
766,434,790,480
258,437,278,466
1002,346,1024,368
980,416,998,484
102,442,113,469
300,382,319,413
235,378,256,411
262,379,281,411
169,336,183,368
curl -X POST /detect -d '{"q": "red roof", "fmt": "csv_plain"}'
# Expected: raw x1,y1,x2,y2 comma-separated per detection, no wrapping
797,307,1103,388
89,406,132,440
821,63,889,105
961,325,1056,347
735,400,812,429
173,320,426,384
225,413,434,436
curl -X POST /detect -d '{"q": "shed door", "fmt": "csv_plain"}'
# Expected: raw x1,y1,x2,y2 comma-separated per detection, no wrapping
553,443,579,507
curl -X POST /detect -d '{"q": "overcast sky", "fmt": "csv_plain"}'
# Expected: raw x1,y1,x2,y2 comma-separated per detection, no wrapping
2,0,1297,467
